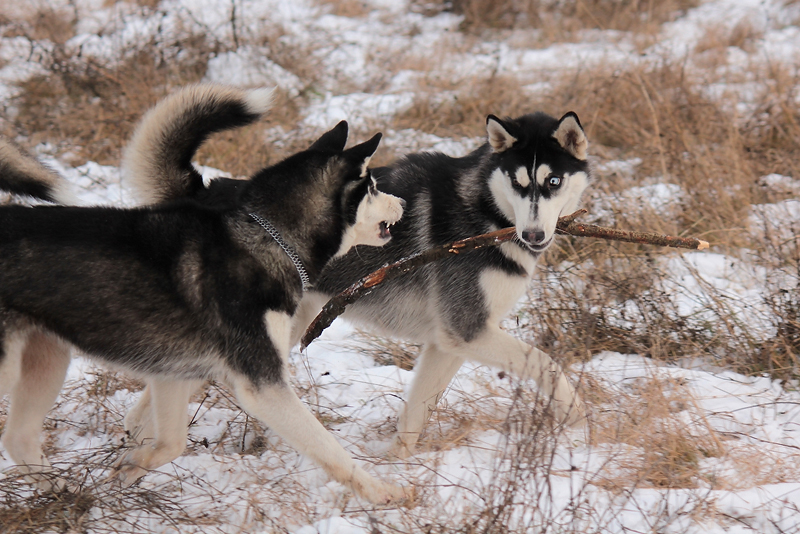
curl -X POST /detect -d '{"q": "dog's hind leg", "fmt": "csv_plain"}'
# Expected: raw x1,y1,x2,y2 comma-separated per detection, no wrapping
113,377,198,485
390,343,463,459
230,377,411,506
455,326,585,427
2,330,71,490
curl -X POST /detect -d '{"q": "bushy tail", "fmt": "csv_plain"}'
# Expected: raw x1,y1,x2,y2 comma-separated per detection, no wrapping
0,138,77,204
122,84,275,204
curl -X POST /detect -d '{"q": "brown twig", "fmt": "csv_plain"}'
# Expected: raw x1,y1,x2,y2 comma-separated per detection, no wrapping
300,209,710,350
556,210,711,250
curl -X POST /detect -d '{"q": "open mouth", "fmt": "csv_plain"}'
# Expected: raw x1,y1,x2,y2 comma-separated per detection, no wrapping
379,220,395,240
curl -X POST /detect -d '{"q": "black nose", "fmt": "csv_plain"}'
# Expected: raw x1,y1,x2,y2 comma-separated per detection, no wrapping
521,230,546,244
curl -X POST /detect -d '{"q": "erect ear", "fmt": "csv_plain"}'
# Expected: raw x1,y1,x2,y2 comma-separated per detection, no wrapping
309,120,349,152
344,132,382,176
553,112,588,161
486,115,517,153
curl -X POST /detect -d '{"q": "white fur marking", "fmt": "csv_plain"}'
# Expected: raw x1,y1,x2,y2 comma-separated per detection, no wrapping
514,167,530,188
335,189,404,256
488,168,517,223
479,269,532,322
265,311,293,364
535,164,552,187
489,168,535,241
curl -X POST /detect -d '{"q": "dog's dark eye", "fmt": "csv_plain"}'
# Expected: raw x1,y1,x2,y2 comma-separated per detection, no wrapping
548,176,562,188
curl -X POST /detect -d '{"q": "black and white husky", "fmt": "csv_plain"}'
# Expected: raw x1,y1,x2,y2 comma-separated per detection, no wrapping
127,107,592,459
298,112,591,457
0,85,407,504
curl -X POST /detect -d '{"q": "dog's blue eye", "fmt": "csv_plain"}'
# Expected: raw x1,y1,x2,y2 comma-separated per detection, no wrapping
548,176,562,188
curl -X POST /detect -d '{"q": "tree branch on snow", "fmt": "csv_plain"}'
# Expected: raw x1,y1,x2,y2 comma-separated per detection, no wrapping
300,209,710,350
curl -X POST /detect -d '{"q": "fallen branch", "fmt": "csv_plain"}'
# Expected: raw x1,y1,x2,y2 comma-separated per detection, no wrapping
300,209,709,350
556,210,710,250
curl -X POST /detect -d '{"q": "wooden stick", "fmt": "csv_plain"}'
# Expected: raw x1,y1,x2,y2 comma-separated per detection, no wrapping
556,210,710,250
299,209,709,350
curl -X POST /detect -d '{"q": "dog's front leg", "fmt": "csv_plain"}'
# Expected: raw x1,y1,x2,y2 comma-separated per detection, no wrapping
113,377,196,485
390,343,464,459
229,377,411,506
455,327,586,427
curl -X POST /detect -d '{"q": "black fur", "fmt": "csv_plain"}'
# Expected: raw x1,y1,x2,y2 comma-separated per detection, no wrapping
0,123,378,386
314,113,589,342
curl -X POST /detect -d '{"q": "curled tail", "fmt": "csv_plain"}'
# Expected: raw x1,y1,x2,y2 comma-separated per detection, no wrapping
122,84,275,204
0,138,76,204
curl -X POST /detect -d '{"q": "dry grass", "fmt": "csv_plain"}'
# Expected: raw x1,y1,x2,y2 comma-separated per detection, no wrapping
413,0,698,34
348,330,419,370
3,1,800,532
393,74,531,138
2,7,307,172
589,374,724,490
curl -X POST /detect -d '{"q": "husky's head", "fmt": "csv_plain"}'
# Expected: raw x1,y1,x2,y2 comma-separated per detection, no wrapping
486,111,590,253
261,121,404,262
331,131,405,256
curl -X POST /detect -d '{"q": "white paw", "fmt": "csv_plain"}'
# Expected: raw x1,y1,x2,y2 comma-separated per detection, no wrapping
368,481,415,507
109,450,149,487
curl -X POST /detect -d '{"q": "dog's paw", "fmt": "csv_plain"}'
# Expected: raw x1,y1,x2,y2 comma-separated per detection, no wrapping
552,395,587,429
109,451,149,487
108,464,147,487
368,481,415,507
22,471,70,494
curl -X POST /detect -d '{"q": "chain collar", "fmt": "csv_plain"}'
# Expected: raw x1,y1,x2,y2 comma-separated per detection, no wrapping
249,213,311,291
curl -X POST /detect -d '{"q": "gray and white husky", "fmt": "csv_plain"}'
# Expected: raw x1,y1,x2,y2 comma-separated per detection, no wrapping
0,85,407,505
128,106,591,459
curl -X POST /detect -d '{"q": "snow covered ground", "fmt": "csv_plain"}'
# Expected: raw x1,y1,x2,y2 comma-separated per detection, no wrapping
2,0,800,532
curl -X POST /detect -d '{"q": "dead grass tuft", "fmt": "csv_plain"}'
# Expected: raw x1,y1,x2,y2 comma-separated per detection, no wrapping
591,375,724,490
0,452,242,534
349,330,419,370
4,13,307,172
393,74,530,139
317,0,373,18
414,0,698,34
13,41,212,166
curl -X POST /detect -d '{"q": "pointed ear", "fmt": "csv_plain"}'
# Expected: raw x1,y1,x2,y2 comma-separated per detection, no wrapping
309,120,349,152
553,112,588,161
345,132,381,172
345,132,381,159
486,115,517,152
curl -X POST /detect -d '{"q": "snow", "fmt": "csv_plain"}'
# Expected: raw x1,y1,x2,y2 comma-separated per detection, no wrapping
2,0,800,532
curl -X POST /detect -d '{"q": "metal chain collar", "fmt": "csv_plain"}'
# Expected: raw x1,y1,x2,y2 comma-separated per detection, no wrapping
249,212,311,291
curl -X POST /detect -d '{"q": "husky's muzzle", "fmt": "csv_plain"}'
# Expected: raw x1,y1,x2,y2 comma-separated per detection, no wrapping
520,229,552,251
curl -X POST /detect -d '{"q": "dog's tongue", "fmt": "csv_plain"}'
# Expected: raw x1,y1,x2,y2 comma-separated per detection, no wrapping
380,221,391,239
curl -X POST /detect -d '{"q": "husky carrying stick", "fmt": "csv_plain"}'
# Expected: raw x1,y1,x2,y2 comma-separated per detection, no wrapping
300,209,710,350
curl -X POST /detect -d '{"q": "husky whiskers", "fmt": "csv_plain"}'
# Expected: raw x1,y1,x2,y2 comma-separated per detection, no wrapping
128,109,591,460
0,85,407,504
